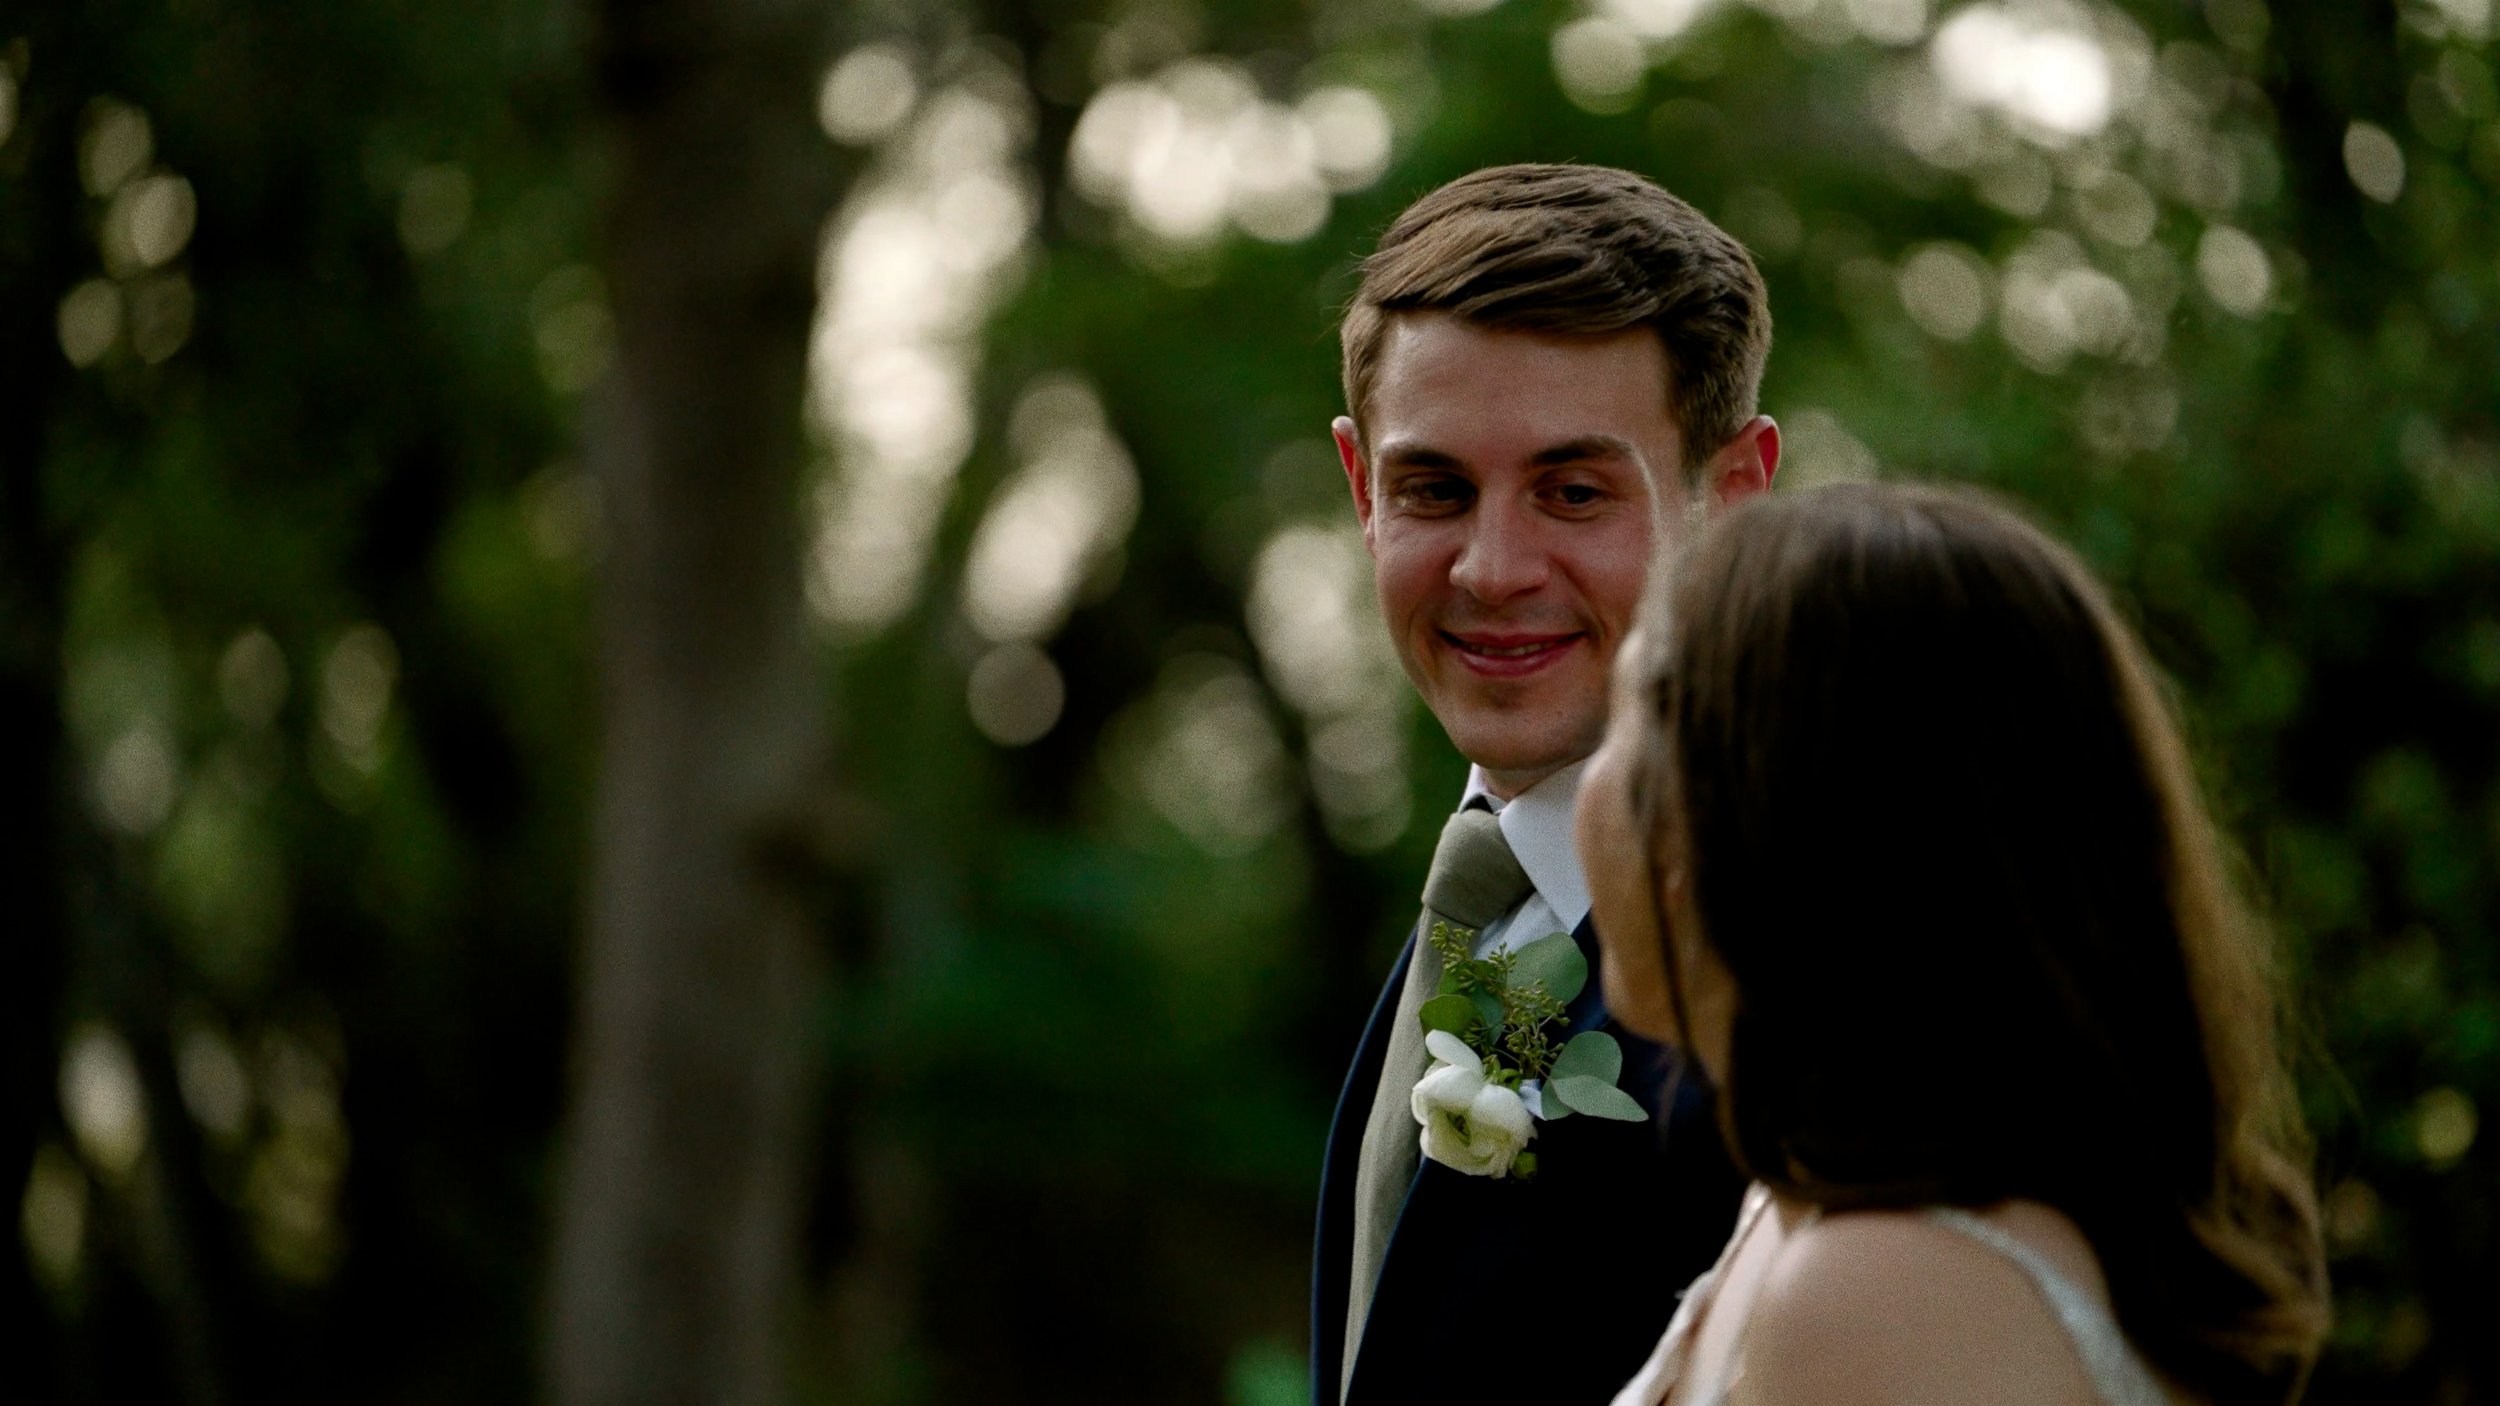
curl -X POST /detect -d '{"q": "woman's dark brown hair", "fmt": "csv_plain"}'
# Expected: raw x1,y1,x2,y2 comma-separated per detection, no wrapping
1625,482,2328,1404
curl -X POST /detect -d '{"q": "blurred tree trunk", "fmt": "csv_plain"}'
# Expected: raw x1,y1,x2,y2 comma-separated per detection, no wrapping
0,119,74,1406
546,0,840,1402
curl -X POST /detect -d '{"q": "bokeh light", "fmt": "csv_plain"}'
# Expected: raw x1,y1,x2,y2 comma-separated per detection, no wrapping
962,375,1139,643
1776,409,1880,491
56,279,121,367
93,722,179,835
2195,224,2271,316
2416,0,2492,43
1246,521,1411,850
2416,1087,2479,1169
821,44,919,145
808,55,1037,633
104,172,196,273
60,1024,148,1182
2343,120,2407,203
175,1015,253,1140
217,628,290,731
19,1144,87,1291
1930,3,2116,144
126,274,194,363
244,1026,349,1283
528,265,616,394
315,623,398,799
1069,59,1391,249
967,642,1068,747
79,98,151,197
1896,241,1990,342
1842,0,1930,46
1552,18,1649,115
1601,0,1714,42
1103,656,1295,855
398,163,473,256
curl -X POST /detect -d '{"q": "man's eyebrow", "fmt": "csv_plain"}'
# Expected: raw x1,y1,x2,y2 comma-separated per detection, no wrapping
1372,435,1644,471
1373,441,1463,471
1529,434,1641,467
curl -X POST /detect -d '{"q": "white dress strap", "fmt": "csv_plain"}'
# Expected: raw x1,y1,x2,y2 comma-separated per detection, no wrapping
1608,1186,1776,1406
1921,1208,2171,1406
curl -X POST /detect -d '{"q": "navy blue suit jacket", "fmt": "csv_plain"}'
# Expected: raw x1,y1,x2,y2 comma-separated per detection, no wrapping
1311,913,1744,1405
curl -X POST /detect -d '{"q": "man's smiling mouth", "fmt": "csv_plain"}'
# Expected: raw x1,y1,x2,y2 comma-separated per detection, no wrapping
1441,632,1584,663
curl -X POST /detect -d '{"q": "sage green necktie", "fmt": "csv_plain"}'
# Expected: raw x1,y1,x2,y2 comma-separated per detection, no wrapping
1342,806,1535,1397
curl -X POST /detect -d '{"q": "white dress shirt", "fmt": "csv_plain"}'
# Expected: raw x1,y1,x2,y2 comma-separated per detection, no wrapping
1456,759,1593,958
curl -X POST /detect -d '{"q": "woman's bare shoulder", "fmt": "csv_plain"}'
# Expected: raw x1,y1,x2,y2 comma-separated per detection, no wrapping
1724,1203,2107,1406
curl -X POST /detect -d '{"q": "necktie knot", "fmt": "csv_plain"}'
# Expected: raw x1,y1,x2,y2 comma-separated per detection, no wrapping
1421,807,1533,932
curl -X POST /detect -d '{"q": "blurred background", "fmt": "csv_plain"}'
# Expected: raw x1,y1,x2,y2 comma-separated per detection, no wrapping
6,0,2496,1400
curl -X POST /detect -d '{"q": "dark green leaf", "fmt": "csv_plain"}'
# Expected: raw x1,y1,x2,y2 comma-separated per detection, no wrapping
1469,990,1504,1032
1418,993,1476,1037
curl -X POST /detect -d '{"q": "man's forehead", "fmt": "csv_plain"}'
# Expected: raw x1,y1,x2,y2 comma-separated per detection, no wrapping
1370,316,1674,414
1363,323,1683,473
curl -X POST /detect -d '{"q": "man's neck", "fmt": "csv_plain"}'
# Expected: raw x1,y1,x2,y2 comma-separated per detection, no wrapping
1474,761,1574,804
1461,757,1590,812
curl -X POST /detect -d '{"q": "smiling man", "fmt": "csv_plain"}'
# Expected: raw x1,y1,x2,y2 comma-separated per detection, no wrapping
1312,164,1778,1405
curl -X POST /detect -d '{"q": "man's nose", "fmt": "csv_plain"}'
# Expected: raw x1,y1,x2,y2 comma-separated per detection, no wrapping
1449,498,1548,604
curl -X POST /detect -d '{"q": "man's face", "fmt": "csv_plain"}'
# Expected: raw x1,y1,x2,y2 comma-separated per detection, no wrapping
1336,314,1691,797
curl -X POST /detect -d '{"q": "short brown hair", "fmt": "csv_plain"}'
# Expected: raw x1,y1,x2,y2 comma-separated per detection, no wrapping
1339,163,1771,476
1626,482,2328,1405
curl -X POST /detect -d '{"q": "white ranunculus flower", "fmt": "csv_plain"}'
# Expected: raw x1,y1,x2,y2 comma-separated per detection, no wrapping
1411,1030,1536,1177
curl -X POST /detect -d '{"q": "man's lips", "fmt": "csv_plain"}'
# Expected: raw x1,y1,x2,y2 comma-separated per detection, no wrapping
1439,631,1585,676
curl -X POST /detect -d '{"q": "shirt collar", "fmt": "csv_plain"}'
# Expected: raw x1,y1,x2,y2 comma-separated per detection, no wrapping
1459,760,1593,934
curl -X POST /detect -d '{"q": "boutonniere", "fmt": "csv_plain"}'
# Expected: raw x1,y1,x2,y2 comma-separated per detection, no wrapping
1408,922,1645,1180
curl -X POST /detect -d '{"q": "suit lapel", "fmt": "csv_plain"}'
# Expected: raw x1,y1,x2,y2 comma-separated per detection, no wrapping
1310,924,1421,1405
1348,914,1618,1390
1335,911,1741,1406
1366,913,1638,1271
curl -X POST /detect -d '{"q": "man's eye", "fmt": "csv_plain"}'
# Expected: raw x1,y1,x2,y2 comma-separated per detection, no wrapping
1551,484,1605,508
1401,479,1472,510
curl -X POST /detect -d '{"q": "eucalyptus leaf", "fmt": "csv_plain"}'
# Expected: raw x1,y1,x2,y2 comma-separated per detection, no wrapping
1418,993,1476,1037
1552,1075,1646,1122
1529,1079,1572,1121
1550,1030,1623,1086
1506,932,1587,1005
1468,991,1505,1032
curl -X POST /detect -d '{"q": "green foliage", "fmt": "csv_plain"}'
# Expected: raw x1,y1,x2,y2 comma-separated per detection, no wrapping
1550,1076,1646,1123
1423,923,1590,1090
1507,932,1588,1008
1417,992,1477,1037
1550,1031,1624,1088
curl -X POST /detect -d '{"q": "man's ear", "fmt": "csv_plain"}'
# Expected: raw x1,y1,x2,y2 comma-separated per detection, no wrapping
1704,415,1780,506
1333,414,1377,542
